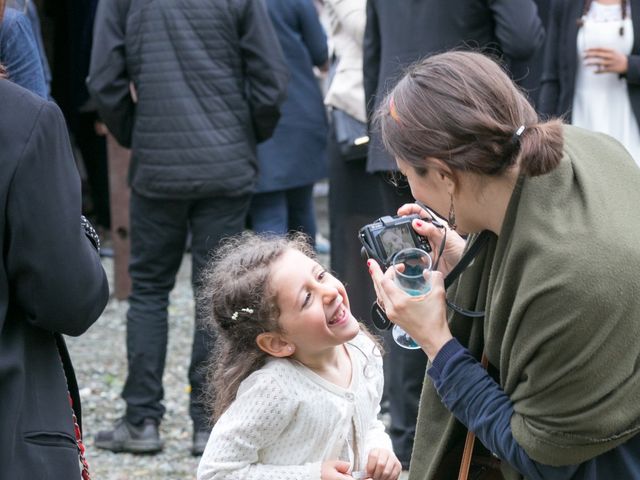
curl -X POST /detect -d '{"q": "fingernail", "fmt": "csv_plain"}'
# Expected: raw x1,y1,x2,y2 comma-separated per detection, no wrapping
367,260,372,267
415,220,423,227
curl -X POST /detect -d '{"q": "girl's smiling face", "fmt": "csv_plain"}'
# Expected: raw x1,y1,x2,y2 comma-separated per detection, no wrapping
269,249,360,356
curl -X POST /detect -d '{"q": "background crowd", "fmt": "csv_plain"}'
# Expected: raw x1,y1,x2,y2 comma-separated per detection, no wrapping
2,0,640,478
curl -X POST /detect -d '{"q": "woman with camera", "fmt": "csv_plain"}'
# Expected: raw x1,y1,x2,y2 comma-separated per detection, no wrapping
368,50,640,479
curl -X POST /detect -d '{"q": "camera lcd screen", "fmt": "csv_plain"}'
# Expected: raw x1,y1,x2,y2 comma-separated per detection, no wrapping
379,224,415,259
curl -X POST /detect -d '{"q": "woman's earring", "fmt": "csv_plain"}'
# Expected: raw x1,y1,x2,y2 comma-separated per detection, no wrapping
287,345,294,354
448,194,457,231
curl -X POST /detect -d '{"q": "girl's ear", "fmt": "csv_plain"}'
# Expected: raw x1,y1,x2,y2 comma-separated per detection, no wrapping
256,332,295,357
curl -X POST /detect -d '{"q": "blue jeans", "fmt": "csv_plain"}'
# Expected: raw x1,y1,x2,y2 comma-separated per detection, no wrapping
249,184,316,244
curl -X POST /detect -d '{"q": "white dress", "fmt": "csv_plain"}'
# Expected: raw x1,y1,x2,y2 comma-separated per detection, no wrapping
573,1,640,164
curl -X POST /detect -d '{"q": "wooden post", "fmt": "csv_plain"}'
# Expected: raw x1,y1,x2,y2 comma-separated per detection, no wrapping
106,133,132,300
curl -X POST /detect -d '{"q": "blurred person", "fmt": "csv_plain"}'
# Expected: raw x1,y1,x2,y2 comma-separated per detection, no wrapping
9,0,52,96
539,0,640,162
0,0,47,98
362,0,545,470
197,232,400,480
87,0,288,456
0,75,110,478
248,0,329,246
371,50,640,480
324,0,381,327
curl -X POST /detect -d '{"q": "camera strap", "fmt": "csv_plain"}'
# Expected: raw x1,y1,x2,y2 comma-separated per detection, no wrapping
443,230,491,319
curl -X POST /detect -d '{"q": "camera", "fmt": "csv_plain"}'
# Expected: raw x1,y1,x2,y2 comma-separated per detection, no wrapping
359,214,431,270
359,214,432,331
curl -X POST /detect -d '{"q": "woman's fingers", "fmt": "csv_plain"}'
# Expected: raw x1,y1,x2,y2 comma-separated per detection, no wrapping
367,259,393,315
397,202,428,217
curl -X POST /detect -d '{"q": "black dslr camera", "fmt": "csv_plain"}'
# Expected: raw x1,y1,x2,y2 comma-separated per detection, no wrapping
359,214,431,270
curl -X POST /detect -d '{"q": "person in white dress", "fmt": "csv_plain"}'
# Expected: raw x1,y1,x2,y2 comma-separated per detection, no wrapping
197,232,401,480
575,0,640,161
540,0,640,164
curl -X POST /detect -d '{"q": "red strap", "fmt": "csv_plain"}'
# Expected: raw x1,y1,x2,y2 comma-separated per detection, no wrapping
69,393,91,480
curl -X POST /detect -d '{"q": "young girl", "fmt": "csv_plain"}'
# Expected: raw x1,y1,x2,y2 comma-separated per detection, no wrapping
197,232,401,480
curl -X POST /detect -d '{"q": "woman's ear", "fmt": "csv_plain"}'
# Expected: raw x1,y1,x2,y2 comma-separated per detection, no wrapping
429,157,457,192
256,332,295,357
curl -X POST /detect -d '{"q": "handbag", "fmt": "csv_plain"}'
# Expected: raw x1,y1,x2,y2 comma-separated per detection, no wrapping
330,108,369,161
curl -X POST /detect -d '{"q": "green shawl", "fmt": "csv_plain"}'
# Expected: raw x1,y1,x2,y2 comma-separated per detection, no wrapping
410,126,640,479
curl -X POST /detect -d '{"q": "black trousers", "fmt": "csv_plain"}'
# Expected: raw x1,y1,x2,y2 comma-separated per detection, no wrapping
122,191,251,432
375,173,429,470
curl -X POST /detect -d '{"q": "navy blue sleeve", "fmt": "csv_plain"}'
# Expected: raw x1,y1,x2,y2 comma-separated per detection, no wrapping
297,0,328,68
428,339,581,480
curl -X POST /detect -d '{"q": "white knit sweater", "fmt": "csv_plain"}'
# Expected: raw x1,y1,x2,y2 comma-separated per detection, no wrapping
197,331,393,480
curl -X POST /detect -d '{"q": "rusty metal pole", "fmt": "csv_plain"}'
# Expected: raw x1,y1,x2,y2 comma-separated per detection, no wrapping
106,133,132,300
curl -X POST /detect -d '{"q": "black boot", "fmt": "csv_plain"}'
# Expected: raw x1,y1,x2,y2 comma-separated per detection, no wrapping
191,430,210,456
95,417,163,454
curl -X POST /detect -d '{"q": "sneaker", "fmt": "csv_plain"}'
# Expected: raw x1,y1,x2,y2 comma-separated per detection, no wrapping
94,417,163,454
191,430,210,456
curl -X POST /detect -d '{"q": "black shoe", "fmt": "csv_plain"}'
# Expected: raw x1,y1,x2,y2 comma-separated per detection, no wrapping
94,418,163,454
191,430,210,456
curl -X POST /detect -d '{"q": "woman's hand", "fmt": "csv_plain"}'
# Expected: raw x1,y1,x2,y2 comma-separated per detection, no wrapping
397,203,466,276
584,48,628,74
368,259,453,360
321,460,353,479
364,448,402,480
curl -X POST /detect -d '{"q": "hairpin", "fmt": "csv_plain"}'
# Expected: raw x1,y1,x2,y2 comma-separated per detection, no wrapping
389,96,401,123
231,307,254,320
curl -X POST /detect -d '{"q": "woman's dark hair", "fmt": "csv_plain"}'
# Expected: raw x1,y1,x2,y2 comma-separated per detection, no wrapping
577,0,627,36
200,231,315,422
377,51,564,179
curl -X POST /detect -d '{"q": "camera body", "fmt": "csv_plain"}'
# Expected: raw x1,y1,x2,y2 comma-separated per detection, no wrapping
359,214,431,270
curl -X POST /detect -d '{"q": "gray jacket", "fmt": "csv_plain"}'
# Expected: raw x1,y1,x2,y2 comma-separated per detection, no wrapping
87,0,288,198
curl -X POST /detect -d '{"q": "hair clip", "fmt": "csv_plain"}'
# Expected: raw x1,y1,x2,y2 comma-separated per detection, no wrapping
389,96,401,123
231,307,254,320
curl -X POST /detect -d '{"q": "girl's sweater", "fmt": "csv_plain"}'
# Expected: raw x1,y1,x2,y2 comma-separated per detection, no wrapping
197,331,392,480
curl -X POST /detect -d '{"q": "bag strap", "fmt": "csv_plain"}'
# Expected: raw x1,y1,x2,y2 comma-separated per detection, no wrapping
458,352,489,480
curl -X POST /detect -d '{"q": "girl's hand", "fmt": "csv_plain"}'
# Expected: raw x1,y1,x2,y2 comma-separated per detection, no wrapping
364,448,402,480
368,260,453,360
321,460,353,480
397,203,465,277
584,48,628,74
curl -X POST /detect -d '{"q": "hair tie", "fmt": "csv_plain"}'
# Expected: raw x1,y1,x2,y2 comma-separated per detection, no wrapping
389,96,401,123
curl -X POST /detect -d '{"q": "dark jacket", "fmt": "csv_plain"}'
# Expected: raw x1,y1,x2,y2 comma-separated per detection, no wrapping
363,0,545,172
0,80,109,479
256,0,329,192
538,0,640,124
87,0,289,199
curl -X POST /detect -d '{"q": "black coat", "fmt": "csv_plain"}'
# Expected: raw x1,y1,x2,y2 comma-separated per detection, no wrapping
0,80,109,479
538,0,640,125
363,0,545,172
87,0,289,199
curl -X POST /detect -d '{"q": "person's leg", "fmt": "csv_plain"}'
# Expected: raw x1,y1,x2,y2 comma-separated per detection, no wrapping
95,192,188,453
187,193,251,453
377,174,427,470
286,184,317,243
248,190,287,235
123,193,188,425
76,111,110,230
